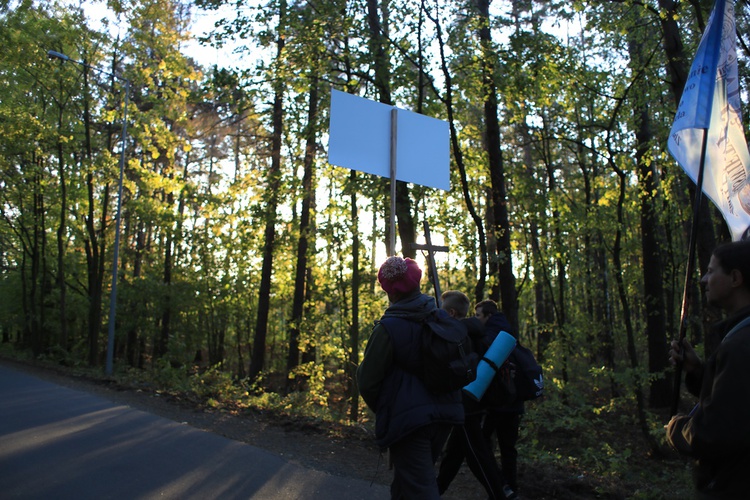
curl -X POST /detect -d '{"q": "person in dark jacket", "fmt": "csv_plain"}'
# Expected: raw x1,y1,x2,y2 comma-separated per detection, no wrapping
476,299,521,499
436,291,507,499
357,256,464,499
667,240,750,498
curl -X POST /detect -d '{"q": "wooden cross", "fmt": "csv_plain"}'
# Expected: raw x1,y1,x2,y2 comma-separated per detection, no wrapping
409,220,449,308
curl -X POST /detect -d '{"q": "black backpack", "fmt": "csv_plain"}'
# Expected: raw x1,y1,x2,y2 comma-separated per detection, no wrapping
484,342,543,405
509,343,544,401
420,309,479,393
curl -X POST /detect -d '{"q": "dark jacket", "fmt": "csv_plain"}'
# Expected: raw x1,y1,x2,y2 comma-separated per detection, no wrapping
667,306,750,498
482,311,524,413
356,292,464,449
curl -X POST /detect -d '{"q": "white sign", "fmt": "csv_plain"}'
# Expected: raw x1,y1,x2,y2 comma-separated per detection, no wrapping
328,89,450,191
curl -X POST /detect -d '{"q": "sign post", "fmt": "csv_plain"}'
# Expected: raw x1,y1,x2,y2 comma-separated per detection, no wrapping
389,107,398,253
328,88,451,295
329,89,450,254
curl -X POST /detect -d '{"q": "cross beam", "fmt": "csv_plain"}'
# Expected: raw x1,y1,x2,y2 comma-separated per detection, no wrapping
408,220,448,308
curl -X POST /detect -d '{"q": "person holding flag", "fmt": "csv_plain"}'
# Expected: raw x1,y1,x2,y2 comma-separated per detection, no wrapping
667,240,750,497
666,3,750,495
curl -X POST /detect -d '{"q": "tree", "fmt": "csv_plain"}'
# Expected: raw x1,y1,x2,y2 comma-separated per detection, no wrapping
248,0,288,381
423,0,489,303
625,13,671,408
474,0,518,332
117,0,200,364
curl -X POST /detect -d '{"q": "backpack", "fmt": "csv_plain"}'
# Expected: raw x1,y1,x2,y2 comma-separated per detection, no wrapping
420,309,479,393
510,343,544,401
484,342,543,406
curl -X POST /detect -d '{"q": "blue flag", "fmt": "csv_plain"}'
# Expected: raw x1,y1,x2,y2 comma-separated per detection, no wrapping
667,0,750,241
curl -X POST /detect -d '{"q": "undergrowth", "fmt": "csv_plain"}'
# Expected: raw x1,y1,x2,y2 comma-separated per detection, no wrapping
113,360,347,424
519,395,693,499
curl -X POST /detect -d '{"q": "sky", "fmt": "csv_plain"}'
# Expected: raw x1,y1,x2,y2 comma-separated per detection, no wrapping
59,0,244,70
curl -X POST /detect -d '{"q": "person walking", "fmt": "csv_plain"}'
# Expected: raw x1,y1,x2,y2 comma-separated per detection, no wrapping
357,256,464,499
476,299,521,499
436,291,507,499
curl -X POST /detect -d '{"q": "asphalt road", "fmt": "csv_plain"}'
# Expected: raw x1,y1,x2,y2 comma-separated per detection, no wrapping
0,363,388,499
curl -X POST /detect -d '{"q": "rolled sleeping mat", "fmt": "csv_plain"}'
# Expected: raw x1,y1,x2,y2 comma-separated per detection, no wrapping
462,331,516,402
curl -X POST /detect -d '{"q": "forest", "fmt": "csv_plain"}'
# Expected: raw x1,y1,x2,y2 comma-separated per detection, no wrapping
1,0,747,495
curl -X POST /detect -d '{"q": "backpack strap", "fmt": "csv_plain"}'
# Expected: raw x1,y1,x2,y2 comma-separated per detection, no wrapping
481,356,500,373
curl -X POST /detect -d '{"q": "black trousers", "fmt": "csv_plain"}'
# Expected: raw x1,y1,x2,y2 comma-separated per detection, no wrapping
484,410,521,491
436,413,506,499
389,422,451,499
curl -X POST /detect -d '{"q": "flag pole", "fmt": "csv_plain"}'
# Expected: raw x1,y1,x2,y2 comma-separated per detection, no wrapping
671,128,710,416
667,0,732,417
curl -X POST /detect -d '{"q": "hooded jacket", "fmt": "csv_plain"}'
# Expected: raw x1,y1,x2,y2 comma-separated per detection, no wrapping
357,292,464,449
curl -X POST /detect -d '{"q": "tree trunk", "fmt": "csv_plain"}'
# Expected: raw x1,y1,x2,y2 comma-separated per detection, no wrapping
530,220,555,362
287,78,319,381
249,0,286,381
475,0,518,332
636,105,671,407
627,33,671,407
83,65,107,368
539,113,569,386
55,121,68,351
28,163,43,356
428,5,488,302
126,222,145,367
577,123,614,380
612,163,662,455
157,221,173,359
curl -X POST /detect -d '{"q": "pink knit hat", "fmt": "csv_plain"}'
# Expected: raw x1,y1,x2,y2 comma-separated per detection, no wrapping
378,256,422,295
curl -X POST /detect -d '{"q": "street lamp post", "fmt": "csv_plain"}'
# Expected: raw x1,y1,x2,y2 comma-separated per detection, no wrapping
48,50,129,376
